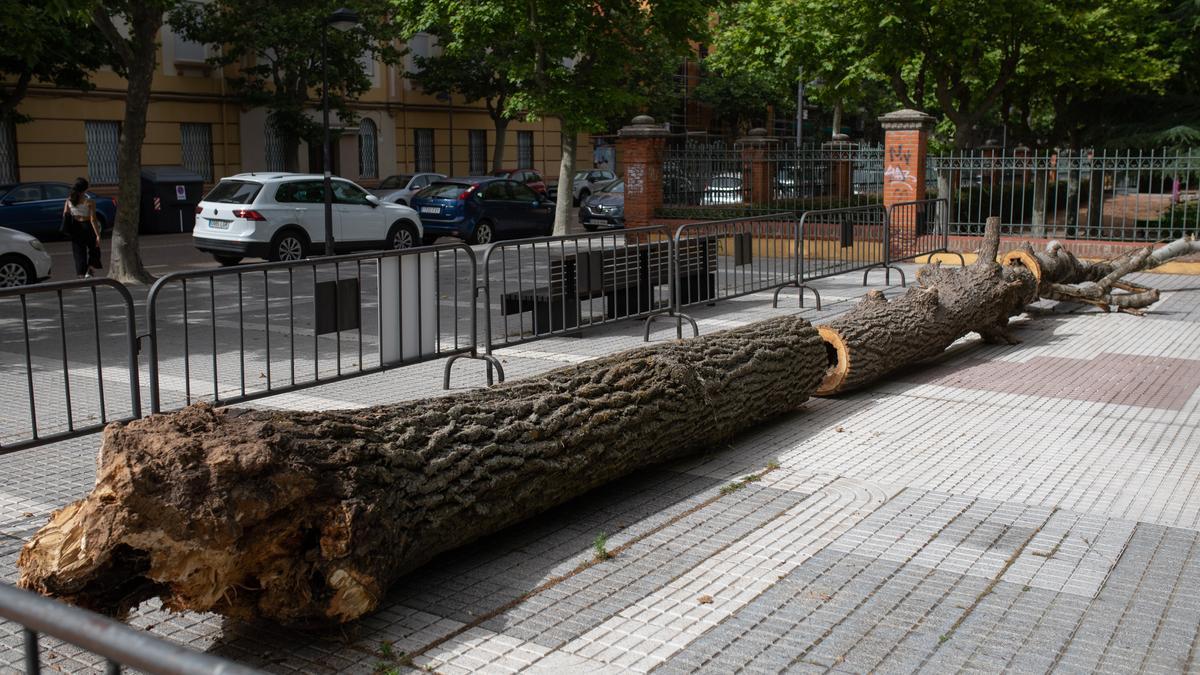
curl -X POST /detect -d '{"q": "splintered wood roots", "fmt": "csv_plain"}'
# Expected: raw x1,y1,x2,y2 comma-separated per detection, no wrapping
18,316,828,626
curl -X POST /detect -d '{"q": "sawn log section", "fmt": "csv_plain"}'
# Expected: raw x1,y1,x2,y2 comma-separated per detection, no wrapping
19,316,828,625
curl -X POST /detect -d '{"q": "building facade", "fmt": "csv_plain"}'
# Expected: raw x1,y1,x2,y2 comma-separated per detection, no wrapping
1,23,583,193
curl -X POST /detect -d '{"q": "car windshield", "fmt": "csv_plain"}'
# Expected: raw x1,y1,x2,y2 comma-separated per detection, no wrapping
573,171,589,180
599,180,624,193
204,180,262,204
491,171,511,178
418,182,471,199
379,175,412,189
0,184,14,200
710,176,741,189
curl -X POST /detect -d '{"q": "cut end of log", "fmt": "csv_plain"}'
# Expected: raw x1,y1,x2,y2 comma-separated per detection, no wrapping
1001,250,1042,283
816,326,849,396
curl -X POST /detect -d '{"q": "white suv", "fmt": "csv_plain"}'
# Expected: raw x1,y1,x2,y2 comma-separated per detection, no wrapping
193,173,424,265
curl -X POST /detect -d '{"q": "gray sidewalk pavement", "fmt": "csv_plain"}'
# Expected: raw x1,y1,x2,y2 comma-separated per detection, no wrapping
2,266,1199,673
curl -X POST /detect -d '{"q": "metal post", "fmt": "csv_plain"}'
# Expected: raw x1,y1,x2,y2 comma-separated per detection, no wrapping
321,25,335,257
796,66,804,147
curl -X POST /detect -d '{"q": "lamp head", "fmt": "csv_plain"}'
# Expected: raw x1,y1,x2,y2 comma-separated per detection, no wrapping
327,7,360,31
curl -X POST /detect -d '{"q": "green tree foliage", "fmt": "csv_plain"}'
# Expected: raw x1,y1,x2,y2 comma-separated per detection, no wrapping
692,60,794,135
405,27,519,172
173,0,404,171
394,0,707,233
0,3,110,123
709,0,1182,149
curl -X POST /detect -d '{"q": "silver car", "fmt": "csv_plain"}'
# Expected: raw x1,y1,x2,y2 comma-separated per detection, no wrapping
701,172,744,206
571,169,617,205
372,173,446,206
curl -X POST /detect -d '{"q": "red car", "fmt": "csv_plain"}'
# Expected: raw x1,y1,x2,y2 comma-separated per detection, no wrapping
491,168,548,197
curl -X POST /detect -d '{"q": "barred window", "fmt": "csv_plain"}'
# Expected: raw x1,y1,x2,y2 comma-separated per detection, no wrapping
0,119,17,183
264,118,284,171
358,118,378,178
180,122,213,181
517,131,533,168
468,129,487,175
85,121,120,185
414,128,434,172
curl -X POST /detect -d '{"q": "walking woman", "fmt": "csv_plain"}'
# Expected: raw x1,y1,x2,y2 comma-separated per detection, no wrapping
62,178,102,278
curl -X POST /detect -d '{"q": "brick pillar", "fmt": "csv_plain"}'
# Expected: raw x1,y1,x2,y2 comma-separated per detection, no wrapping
617,115,668,229
880,109,935,231
736,128,777,205
824,133,854,201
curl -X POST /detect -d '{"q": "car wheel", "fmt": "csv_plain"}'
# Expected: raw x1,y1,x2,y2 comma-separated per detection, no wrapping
583,224,598,232
0,254,35,287
388,221,418,250
268,230,308,262
470,220,495,245
213,254,243,267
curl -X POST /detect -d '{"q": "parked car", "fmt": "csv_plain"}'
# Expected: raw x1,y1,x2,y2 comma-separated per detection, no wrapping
701,172,744,206
371,172,446,205
192,173,424,265
570,169,617,205
491,169,549,197
0,226,52,287
578,179,625,230
0,182,116,241
411,177,554,245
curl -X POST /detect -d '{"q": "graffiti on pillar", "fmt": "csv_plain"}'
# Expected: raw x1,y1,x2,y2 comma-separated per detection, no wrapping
888,145,912,164
884,144,917,193
627,165,645,195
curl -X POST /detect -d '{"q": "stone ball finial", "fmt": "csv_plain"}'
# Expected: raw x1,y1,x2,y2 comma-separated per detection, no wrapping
748,127,769,137
632,114,655,126
832,133,850,142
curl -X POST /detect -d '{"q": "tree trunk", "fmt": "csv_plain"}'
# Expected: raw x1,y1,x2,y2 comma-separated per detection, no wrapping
283,136,301,173
19,316,828,626
831,101,843,138
553,128,576,235
816,220,1038,395
1030,170,1047,237
491,116,509,173
104,6,160,285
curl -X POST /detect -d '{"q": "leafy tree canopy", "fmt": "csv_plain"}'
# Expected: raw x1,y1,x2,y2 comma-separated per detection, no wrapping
173,0,404,170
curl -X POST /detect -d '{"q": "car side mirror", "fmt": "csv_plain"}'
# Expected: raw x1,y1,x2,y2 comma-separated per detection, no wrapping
366,194,380,207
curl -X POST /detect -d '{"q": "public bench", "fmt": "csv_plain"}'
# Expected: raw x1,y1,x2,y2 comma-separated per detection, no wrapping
500,236,717,334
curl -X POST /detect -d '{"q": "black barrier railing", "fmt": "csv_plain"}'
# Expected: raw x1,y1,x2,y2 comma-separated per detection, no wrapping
0,278,141,454
481,226,675,367
788,205,894,310
147,244,496,414
887,198,965,279
0,583,260,674
644,213,807,339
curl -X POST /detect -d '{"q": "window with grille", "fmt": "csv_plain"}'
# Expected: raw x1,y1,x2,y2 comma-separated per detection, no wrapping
469,129,487,174
180,122,213,181
264,119,284,171
517,131,533,168
85,121,120,184
0,120,17,183
358,118,378,178
414,128,434,172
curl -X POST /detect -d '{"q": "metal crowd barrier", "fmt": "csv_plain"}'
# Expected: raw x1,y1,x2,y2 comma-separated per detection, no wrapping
647,213,805,339
0,583,259,674
480,226,674,366
886,198,964,280
0,278,141,454
146,243,495,414
790,204,893,310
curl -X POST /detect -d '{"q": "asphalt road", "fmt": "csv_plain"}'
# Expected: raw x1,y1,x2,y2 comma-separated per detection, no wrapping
42,212,591,281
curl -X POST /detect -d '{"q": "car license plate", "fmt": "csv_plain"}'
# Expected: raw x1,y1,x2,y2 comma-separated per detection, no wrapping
208,219,230,230
587,219,608,226
420,206,440,215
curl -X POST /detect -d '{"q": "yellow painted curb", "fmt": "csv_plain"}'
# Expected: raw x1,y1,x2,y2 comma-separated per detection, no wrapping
913,252,1200,275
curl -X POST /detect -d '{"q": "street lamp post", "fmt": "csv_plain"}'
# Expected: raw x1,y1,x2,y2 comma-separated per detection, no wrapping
321,7,360,256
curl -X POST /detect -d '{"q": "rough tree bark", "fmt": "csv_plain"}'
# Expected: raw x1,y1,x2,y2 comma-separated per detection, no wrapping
815,220,1038,395
19,316,828,626
553,128,576,236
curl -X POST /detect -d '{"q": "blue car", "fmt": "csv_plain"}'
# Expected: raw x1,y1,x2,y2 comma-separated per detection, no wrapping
410,177,555,245
0,182,117,241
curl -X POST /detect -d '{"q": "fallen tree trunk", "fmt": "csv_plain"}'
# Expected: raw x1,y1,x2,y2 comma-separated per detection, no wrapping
817,227,1198,395
816,220,1038,395
19,316,827,625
